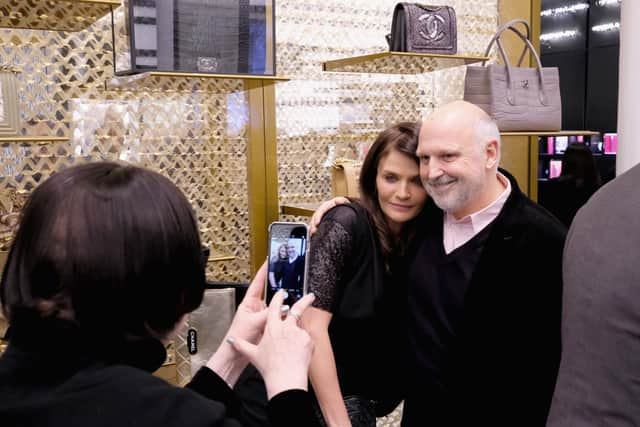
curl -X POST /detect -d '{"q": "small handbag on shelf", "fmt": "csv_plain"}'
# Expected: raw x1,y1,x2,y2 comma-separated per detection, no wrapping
331,159,362,198
175,288,236,386
463,18,562,131
386,3,457,54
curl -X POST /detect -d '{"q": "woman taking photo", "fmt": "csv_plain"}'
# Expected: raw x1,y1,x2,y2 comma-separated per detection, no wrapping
304,122,428,426
0,162,317,427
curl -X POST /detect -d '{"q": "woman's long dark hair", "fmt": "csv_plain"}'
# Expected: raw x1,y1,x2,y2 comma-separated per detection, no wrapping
359,122,423,272
0,162,205,345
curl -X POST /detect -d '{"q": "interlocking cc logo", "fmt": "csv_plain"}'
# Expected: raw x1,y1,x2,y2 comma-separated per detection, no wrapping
418,13,446,42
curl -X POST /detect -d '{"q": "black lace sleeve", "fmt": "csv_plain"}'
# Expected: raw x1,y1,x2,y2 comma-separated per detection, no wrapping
307,218,353,312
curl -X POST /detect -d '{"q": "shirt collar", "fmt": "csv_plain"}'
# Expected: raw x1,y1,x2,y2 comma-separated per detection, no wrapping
445,172,511,232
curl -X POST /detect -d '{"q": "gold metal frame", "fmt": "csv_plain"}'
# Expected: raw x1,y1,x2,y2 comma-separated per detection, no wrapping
246,80,280,274
0,136,68,143
265,0,275,75
528,0,542,201
69,0,121,4
0,72,20,137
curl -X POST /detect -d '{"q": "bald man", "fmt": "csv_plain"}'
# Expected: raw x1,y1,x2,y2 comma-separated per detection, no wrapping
402,101,566,426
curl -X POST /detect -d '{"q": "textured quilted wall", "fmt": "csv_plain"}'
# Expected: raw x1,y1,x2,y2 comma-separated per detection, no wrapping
0,0,497,283
275,0,497,221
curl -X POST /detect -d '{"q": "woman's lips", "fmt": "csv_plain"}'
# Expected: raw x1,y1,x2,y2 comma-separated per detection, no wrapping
390,203,414,211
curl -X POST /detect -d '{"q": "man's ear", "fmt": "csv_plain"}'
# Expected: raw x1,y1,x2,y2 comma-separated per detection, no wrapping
485,139,499,169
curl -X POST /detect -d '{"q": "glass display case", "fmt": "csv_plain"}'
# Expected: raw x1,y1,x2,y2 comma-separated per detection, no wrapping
113,0,275,76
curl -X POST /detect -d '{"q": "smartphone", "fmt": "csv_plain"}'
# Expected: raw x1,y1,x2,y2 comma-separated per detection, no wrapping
265,222,309,306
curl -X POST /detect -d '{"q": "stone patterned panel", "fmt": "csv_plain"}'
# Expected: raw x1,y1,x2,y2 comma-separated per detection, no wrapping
276,0,497,212
0,7,251,283
0,0,118,32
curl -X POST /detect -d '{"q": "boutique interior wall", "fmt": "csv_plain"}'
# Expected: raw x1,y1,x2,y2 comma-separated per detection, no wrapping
0,0,498,284
276,0,498,217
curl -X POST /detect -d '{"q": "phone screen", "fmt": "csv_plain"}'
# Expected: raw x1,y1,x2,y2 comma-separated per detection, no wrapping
266,222,309,306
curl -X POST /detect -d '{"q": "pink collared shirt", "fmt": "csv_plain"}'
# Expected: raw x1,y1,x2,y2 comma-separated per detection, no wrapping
443,173,511,254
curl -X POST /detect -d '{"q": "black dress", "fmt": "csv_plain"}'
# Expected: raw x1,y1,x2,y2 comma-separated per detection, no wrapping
269,259,286,288
307,202,407,426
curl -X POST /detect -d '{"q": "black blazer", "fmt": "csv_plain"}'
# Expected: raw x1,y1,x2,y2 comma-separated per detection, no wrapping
403,170,567,426
457,170,566,425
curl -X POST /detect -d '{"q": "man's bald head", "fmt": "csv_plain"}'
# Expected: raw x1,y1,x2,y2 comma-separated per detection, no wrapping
424,100,489,125
417,101,503,219
423,100,500,157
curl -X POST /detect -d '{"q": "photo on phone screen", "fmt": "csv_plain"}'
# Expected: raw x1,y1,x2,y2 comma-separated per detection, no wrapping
266,222,309,306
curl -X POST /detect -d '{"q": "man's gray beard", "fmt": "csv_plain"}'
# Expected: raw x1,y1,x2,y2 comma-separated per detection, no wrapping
428,189,466,214
427,179,477,215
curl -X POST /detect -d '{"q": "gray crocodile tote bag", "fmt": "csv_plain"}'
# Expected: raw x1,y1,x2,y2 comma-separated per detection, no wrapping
464,19,562,131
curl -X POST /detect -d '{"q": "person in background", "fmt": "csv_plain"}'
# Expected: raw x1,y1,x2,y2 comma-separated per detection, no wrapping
304,122,428,426
0,161,318,427
269,243,289,290
547,162,640,426
401,101,566,426
541,142,602,227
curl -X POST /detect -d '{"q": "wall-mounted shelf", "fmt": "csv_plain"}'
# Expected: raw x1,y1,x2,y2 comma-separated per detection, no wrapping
0,136,68,144
322,51,489,74
0,0,120,32
500,130,599,136
281,202,320,217
139,72,288,81
208,253,236,263
539,152,616,157
109,72,289,89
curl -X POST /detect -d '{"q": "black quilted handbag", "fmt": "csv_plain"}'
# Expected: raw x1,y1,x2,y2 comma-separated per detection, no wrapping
386,3,457,54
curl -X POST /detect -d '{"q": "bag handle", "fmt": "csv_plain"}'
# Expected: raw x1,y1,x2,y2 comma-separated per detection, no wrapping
487,19,548,106
482,18,531,67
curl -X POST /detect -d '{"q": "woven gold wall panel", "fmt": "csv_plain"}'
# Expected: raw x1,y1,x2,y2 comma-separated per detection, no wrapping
276,0,497,216
0,0,498,281
0,12,251,282
0,0,116,32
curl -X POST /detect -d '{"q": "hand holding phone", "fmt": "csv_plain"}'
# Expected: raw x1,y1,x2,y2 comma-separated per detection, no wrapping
265,222,309,306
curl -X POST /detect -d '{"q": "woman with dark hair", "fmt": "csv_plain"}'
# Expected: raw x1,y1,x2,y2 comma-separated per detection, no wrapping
268,243,289,290
544,143,602,227
304,122,428,426
0,162,318,427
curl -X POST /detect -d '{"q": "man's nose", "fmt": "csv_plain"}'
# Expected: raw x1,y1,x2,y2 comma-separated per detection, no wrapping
425,161,444,181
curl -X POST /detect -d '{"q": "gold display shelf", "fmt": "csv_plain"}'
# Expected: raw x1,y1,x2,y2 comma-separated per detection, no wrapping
500,130,599,137
0,0,120,32
145,72,289,82
0,136,68,143
281,202,321,217
208,253,236,263
109,72,290,89
322,51,490,74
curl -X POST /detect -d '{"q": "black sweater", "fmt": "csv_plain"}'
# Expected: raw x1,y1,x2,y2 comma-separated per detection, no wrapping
0,321,316,427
